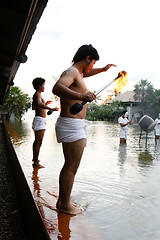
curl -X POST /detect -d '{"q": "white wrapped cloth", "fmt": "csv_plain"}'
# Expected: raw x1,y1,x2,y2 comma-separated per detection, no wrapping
155,118,160,136
118,116,129,139
32,116,46,132
55,117,90,143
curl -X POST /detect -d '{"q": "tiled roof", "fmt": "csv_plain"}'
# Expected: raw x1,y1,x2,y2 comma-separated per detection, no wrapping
108,90,140,103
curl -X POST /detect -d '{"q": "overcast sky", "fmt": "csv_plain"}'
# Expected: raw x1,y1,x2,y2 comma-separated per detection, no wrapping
14,0,160,100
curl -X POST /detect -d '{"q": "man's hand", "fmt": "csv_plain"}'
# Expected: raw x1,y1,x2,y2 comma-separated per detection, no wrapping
103,64,117,71
52,107,59,111
45,100,52,105
128,120,132,125
83,91,96,102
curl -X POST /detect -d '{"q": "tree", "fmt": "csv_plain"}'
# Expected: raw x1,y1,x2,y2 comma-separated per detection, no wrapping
86,101,124,121
133,79,154,102
133,79,154,114
4,86,31,120
144,89,160,118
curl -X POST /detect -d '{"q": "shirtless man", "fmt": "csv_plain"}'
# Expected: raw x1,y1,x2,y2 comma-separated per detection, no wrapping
53,44,116,215
32,77,58,168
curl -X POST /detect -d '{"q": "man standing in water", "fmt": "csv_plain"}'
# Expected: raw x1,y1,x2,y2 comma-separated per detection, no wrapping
32,77,58,168
53,44,116,215
155,113,160,139
118,110,132,144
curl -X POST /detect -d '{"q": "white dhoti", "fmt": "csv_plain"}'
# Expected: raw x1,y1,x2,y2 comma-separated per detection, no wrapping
155,128,160,136
118,116,129,139
119,129,128,139
155,119,160,136
32,116,46,132
55,117,90,143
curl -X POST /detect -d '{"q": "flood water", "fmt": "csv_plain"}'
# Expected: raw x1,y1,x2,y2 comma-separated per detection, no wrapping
5,111,160,240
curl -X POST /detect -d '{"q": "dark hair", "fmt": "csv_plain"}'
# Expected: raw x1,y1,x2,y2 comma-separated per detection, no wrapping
32,77,45,90
72,44,100,63
122,110,127,115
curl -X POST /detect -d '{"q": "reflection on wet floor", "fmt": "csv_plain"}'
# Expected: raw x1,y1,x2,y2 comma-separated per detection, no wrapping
31,166,104,240
32,167,58,235
32,165,102,240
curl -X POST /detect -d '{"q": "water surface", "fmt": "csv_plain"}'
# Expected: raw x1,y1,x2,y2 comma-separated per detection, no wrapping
6,113,160,240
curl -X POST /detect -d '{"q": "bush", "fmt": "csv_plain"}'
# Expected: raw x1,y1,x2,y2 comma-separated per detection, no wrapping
86,101,124,121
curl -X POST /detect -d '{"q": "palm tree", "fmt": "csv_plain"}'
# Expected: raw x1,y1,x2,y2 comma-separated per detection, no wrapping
133,79,154,114
4,86,31,120
133,79,154,102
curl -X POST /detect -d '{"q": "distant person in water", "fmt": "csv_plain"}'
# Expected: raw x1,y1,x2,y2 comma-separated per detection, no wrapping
53,44,116,215
118,111,131,144
155,113,160,139
118,110,136,144
32,77,58,168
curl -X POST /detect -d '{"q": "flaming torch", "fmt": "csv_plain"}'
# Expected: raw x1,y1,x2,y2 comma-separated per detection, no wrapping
70,71,127,115
102,70,128,105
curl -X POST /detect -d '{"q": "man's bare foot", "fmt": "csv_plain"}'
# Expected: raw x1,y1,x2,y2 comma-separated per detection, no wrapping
57,203,82,215
32,162,44,168
56,199,78,209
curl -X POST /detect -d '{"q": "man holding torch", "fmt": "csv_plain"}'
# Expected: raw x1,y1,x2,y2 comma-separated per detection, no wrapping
53,44,116,215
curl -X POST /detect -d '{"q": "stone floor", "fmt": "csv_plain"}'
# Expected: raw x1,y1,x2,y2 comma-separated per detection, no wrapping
0,123,28,240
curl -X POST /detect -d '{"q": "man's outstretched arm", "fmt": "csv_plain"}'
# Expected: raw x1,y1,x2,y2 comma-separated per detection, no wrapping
83,64,117,77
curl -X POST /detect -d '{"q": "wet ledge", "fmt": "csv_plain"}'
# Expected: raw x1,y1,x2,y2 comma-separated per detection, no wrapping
0,122,50,240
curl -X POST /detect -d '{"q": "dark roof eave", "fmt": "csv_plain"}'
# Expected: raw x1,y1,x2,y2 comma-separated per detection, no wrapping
0,0,49,104
5,0,48,95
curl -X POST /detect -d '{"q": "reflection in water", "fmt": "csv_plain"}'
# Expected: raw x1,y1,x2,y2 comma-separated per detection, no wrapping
32,168,57,234
32,168,41,196
9,118,160,240
32,168,46,221
32,168,73,239
138,150,153,168
155,137,160,148
4,120,23,145
4,120,29,145
57,213,72,240
117,144,127,177
118,144,127,166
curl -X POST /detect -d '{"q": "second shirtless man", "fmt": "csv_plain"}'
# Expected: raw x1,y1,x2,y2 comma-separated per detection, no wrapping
32,77,58,168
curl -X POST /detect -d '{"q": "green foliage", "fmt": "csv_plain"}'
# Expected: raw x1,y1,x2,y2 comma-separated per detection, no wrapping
143,89,160,118
86,78,160,121
4,86,31,119
86,101,124,121
133,79,154,103
133,79,160,118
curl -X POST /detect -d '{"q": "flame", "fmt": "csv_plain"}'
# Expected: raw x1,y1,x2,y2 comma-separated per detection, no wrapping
102,95,113,105
102,71,128,105
112,71,128,93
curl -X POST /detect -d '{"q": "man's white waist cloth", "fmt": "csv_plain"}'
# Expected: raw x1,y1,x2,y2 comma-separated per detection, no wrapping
32,116,46,132
55,117,90,143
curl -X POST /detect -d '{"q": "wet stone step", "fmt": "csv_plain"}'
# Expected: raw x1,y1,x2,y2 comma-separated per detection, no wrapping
0,123,28,240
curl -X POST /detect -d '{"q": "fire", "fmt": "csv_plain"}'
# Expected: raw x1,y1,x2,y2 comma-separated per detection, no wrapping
102,71,128,105
112,71,128,93
102,95,113,105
